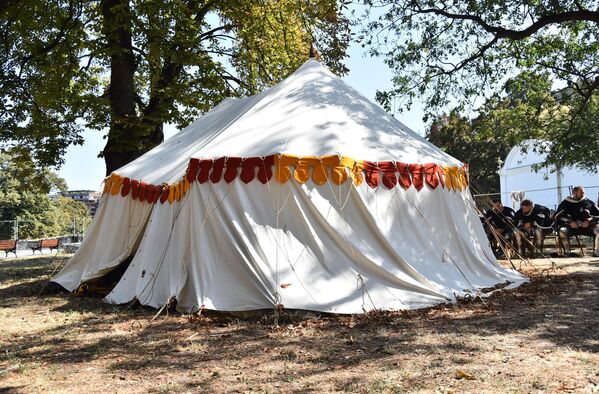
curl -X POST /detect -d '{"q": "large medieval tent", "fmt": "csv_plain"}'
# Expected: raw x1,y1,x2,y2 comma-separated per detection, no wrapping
51,60,526,313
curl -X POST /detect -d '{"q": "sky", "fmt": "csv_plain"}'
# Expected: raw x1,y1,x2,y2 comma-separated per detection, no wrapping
58,42,426,191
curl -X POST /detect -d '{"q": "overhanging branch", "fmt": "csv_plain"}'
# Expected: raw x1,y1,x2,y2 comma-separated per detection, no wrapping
412,3,599,41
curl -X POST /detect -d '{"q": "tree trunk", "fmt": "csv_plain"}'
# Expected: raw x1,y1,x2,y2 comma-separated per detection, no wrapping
103,124,164,175
101,0,164,175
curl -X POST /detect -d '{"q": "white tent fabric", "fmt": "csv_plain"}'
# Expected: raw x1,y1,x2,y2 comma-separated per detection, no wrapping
52,59,526,313
114,59,462,185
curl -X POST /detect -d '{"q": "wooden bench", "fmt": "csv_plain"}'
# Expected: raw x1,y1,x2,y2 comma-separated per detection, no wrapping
0,239,17,257
31,238,60,254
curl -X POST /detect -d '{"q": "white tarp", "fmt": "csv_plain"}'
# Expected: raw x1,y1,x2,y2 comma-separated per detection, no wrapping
53,60,526,313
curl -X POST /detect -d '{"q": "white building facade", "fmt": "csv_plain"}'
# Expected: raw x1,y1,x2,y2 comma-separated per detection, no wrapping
498,141,599,210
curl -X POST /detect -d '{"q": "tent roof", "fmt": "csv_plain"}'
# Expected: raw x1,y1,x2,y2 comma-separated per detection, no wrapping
118,59,461,185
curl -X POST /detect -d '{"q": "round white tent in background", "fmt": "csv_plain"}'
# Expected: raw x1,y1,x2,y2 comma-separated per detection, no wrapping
498,140,599,210
52,60,526,314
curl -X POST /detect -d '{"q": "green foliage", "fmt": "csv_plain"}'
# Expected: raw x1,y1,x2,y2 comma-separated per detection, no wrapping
427,72,581,194
427,111,513,194
1,0,350,172
0,151,91,239
474,72,599,173
361,1,599,171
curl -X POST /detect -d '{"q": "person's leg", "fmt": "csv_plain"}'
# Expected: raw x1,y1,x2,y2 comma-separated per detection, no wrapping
534,227,544,257
506,228,518,258
520,227,535,257
521,223,536,257
592,224,599,257
514,228,524,256
525,229,536,256
558,227,571,256
487,226,499,254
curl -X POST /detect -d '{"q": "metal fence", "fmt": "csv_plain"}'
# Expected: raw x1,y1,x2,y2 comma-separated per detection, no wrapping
0,219,88,241
474,185,599,212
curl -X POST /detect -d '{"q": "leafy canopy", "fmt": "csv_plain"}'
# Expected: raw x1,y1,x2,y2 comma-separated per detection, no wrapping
428,72,581,194
361,0,599,171
1,0,350,172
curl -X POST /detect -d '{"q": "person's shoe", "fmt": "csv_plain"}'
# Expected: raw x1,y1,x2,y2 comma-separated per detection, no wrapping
592,251,599,258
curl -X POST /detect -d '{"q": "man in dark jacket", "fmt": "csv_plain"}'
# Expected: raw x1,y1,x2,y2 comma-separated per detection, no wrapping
514,199,552,257
555,186,599,257
483,199,516,255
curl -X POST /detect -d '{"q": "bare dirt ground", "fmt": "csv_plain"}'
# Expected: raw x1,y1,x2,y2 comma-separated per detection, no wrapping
0,254,597,393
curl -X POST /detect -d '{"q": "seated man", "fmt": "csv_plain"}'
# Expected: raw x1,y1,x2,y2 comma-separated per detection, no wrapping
555,186,599,257
514,199,552,257
484,199,517,255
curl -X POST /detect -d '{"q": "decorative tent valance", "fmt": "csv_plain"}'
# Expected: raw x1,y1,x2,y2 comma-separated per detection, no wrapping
102,154,469,205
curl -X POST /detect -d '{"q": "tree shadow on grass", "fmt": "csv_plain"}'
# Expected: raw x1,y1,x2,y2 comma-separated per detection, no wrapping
1,257,597,392
0,256,69,301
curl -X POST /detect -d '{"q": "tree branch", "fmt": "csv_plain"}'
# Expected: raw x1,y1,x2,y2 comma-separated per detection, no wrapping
199,24,234,40
450,36,499,75
412,3,599,41
79,53,95,72
221,73,247,89
18,0,83,79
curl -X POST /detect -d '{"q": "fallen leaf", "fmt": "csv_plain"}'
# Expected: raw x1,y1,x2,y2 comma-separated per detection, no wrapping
455,370,476,380
558,385,577,392
280,283,292,288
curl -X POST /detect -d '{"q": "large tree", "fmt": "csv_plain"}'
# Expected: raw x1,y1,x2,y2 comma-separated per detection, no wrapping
361,1,599,171
1,0,350,174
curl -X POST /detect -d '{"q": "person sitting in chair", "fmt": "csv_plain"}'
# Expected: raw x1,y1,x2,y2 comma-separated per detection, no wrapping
484,199,516,255
555,186,599,257
514,199,552,258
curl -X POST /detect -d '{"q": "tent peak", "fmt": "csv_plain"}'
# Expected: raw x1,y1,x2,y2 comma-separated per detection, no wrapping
309,43,321,60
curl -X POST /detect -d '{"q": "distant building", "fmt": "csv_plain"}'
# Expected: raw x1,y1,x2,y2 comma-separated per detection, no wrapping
498,140,599,210
62,190,101,216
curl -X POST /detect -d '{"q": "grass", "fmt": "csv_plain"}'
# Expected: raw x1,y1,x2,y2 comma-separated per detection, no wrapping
0,254,598,393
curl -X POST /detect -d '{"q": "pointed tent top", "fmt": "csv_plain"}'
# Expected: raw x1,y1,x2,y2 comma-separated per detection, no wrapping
117,59,461,184
309,43,320,59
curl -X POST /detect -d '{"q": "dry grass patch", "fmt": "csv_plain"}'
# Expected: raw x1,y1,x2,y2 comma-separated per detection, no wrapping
0,254,598,393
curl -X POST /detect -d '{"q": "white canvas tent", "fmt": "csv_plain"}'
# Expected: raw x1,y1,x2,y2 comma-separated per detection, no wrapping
52,60,526,313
